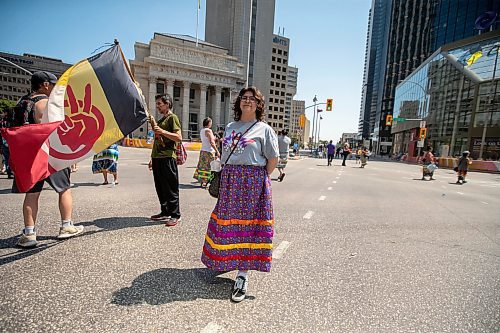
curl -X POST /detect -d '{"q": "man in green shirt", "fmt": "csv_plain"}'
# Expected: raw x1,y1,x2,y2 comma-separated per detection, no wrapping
148,94,182,226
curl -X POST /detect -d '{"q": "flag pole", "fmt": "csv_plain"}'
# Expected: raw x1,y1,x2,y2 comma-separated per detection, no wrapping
196,0,200,47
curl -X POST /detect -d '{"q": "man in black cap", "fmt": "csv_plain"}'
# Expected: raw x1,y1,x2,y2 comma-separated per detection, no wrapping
14,71,84,248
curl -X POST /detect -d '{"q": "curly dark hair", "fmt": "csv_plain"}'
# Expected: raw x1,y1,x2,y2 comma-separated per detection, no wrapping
233,86,266,121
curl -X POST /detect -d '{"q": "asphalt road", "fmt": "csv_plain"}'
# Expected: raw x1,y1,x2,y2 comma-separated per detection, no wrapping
0,147,499,333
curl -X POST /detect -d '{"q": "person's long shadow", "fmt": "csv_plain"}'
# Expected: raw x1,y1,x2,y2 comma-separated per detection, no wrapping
179,183,203,189
0,216,153,267
112,268,235,305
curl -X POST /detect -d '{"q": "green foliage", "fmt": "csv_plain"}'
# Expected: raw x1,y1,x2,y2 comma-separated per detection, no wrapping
0,99,16,113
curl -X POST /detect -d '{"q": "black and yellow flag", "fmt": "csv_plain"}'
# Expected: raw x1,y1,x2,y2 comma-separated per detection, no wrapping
46,43,148,171
2,43,148,192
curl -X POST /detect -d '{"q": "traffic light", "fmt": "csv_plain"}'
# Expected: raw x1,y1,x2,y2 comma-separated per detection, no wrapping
385,114,393,126
326,99,333,111
419,128,427,139
299,114,306,128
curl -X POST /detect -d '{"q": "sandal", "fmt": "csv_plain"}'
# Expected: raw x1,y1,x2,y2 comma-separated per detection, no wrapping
102,181,109,185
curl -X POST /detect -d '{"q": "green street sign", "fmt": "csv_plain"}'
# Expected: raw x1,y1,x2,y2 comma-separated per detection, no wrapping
393,117,406,122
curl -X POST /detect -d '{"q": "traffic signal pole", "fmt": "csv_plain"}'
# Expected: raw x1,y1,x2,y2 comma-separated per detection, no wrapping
304,100,327,154
311,95,317,153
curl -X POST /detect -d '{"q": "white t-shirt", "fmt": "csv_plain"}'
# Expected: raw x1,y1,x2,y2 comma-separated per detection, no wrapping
200,128,214,152
221,121,279,167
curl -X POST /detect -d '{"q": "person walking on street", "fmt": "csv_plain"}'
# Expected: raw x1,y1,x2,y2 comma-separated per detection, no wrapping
201,86,279,303
360,147,368,168
194,117,220,188
149,94,182,226
277,129,291,182
1,110,13,179
356,147,362,164
326,140,335,166
92,143,119,185
421,146,437,180
341,142,351,166
13,71,83,248
456,151,472,184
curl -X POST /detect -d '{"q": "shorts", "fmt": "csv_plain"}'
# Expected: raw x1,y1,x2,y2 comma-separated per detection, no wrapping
12,168,71,194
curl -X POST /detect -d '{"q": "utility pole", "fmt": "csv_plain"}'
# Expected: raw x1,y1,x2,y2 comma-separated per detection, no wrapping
311,95,317,152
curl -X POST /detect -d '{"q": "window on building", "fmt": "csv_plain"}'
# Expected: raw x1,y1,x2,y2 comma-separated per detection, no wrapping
271,65,275,70
278,49,282,55
173,86,181,98
190,88,195,99
156,83,164,94
272,48,276,53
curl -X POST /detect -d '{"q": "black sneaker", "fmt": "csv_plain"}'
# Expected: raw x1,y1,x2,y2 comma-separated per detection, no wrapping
150,213,170,221
231,276,248,303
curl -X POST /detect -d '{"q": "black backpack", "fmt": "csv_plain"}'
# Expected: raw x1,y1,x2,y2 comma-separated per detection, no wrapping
7,94,48,127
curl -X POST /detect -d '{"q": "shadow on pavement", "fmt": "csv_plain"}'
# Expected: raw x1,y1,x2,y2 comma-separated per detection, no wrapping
0,188,13,195
111,268,235,305
71,182,102,188
0,217,151,266
179,183,203,189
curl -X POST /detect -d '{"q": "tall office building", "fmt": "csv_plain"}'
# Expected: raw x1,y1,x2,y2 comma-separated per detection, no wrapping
0,52,71,102
357,0,392,146
290,99,305,143
205,0,275,97
362,0,500,154
267,34,291,130
286,65,298,127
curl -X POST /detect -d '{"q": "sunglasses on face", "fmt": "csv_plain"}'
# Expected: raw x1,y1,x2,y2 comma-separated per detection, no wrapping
240,96,257,102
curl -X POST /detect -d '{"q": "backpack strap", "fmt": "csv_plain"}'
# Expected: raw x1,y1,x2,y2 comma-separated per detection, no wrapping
30,95,49,104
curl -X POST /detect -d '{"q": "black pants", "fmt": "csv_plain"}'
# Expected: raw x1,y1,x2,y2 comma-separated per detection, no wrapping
342,153,349,166
327,154,334,165
152,157,180,218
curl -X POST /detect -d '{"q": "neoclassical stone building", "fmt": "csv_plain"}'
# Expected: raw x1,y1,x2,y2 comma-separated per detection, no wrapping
130,33,245,139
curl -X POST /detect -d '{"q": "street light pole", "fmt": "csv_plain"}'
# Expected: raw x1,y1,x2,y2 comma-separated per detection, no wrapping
317,115,323,146
311,95,317,152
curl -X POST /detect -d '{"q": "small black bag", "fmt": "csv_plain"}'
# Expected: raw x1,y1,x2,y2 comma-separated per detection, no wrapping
207,121,258,199
453,166,458,172
208,171,221,198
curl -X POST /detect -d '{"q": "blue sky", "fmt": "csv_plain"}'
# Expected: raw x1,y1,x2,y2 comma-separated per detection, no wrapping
0,0,370,142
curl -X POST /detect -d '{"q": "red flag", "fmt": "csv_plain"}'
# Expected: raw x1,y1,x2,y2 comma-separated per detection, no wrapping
1,122,62,192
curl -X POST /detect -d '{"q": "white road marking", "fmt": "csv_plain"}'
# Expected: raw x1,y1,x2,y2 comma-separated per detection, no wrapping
303,211,314,219
336,177,340,179
319,196,326,201
481,201,489,205
201,322,224,333
332,181,337,184
457,192,464,195
273,241,291,259
327,187,332,190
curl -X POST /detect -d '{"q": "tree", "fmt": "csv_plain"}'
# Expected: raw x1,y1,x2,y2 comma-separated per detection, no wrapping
0,99,16,114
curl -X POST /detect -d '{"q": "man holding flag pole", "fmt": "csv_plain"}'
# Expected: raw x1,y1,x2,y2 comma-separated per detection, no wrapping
1,42,148,248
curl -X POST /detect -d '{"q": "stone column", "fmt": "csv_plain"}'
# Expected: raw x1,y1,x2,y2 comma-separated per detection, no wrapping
213,86,222,130
166,78,174,98
148,75,157,118
199,84,207,131
226,88,236,125
182,81,191,139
